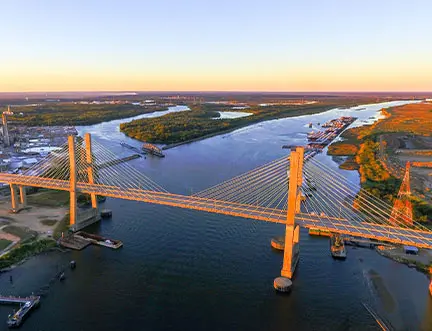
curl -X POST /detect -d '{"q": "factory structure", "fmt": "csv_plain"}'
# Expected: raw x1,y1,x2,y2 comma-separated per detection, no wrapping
1,106,12,147
0,105,77,192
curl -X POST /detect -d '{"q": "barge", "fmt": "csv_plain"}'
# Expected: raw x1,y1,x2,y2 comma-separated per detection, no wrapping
120,142,146,156
308,227,331,237
75,231,123,249
306,116,356,150
330,234,347,259
142,143,165,157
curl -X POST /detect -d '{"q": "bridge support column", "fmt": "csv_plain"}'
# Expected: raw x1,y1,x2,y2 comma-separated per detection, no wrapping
9,184,19,213
68,136,77,229
274,147,304,293
84,133,98,211
19,186,27,208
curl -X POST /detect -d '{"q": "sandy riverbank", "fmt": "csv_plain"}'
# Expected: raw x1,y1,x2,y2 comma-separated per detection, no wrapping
0,196,67,240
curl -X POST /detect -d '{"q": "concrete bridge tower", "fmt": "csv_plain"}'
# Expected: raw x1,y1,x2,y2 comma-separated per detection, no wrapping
274,146,304,292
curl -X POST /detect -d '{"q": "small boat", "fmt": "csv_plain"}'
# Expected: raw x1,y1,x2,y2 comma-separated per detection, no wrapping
59,272,65,281
330,234,346,259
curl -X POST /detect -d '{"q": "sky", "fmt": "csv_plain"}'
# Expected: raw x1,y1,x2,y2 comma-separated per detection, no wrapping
1,0,432,92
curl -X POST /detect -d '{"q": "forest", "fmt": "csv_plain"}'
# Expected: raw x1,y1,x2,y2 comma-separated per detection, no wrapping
6,103,165,126
119,101,353,145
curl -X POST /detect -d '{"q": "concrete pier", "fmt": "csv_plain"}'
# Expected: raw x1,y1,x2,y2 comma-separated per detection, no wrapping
19,185,27,207
9,184,19,213
0,295,40,328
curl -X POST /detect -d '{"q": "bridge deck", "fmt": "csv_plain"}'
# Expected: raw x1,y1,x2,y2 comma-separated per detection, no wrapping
1,174,431,249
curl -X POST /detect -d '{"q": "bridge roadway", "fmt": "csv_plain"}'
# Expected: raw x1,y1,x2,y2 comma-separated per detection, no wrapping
1,173,432,249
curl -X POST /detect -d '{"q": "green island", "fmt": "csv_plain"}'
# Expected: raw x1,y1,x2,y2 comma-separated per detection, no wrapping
8,103,166,126
119,99,374,146
327,102,432,223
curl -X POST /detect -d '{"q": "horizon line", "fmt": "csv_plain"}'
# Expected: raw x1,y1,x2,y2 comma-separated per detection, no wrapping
1,90,432,94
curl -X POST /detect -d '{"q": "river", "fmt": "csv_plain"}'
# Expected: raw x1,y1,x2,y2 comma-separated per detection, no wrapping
0,101,431,331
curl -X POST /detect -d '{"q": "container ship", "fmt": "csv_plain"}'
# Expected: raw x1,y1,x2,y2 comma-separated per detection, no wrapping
142,143,165,157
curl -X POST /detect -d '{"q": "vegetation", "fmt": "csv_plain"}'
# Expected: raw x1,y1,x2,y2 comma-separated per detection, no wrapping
328,103,432,222
53,214,70,239
0,239,56,270
8,103,165,126
120,101,363,144
0,239,12,250
40,219,58,226
356,140,390,182
3,225,37,241
27,189,70,207
327,143,358,156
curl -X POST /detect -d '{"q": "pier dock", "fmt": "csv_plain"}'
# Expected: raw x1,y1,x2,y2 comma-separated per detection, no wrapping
58,234,91,250
0,295,40,328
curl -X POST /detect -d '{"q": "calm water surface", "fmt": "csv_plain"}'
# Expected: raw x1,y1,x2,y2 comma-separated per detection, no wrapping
1,101,431,331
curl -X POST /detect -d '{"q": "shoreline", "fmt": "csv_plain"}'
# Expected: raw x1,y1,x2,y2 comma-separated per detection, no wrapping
123,99,413,149
375,246,431,276
154,104,342,150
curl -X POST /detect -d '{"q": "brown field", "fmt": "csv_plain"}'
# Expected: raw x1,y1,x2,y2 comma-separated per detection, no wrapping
327,143,358,156
373,103,432,136
327,102,432,222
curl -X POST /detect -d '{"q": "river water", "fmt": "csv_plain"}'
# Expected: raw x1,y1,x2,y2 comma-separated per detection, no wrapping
1,101,431,331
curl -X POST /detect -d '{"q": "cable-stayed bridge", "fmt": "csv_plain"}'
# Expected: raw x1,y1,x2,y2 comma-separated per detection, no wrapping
0,134,430,289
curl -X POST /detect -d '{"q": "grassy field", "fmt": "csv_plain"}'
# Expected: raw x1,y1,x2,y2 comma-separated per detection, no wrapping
40,219,58,226
3,225,37,241
27,189,70,207
0,239,12,250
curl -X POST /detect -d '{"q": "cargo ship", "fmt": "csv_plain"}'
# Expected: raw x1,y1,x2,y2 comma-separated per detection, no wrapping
75,231,123,249
142,143,165,157
330,234,346,259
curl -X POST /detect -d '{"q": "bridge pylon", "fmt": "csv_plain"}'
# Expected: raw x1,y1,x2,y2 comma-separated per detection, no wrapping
68,135,77,228
8,184,27,213
68,134,101,232
274,146,304,292
389,161,413,226
84,133,98,210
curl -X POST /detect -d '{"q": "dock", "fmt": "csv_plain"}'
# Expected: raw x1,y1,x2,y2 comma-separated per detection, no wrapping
0,295,40,328
58,234,91,250
344,237,394,248
75,231,123,249
60,232,123,250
